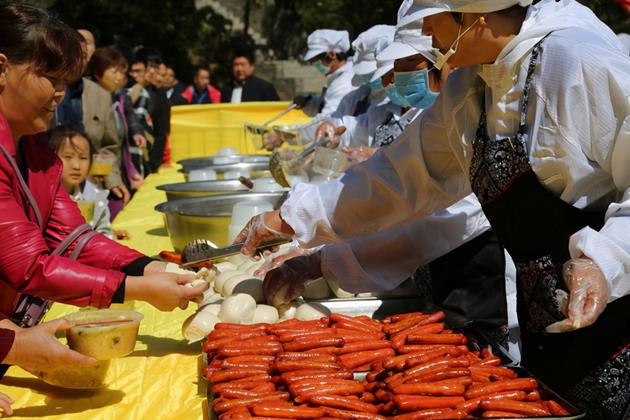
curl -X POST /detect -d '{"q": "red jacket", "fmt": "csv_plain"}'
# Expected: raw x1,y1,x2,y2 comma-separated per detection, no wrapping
0,112,144,318
181,85,221,104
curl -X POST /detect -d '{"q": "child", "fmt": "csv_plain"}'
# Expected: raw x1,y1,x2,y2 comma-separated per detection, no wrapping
48,126,115,238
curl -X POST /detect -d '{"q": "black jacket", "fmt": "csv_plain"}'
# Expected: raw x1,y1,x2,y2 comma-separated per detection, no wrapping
221,75,279,103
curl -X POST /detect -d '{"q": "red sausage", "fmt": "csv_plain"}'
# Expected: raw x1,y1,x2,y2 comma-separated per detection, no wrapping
464,378,538,399
339,348,396,370
308,394,379,414
392,382,465,396
393,395,466,411
479,399,550,416
320,406,386,420
251,401,324,419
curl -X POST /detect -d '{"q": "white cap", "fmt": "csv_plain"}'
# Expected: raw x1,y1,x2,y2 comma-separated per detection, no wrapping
352,25,396,76
304,29,351,61
370,59,394,83
400,0,533,26
376,1,435,66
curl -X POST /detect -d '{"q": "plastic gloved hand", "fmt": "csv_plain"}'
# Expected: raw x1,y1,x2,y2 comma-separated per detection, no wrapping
293,94,313,109
263,252,323,306
546,258,609,333
314,121,340,148
233,210,294,259
263,131,284,151
341,146,377,164
253,245,314,278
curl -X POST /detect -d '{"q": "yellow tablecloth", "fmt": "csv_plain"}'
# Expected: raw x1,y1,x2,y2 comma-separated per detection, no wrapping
170,102,311,162
0,167,208,420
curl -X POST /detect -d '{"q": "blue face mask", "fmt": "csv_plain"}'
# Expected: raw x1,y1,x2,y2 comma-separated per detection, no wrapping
314,62,329,75
385,84,411,108
368,78,383,92
393,68,439,109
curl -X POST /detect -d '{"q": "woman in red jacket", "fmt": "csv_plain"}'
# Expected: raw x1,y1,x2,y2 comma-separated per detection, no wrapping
0,3,207,370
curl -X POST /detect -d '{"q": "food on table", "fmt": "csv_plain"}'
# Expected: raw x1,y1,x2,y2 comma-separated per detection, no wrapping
219,294,257,324
294,302,331,320
182,311,221,343
277,302,299,321
222,275,264,303
65,309,143,360
200,303,223,317
326,278,355,298
301,277,332,299
37,360,111,389
201,312,574,419
252,305,280,323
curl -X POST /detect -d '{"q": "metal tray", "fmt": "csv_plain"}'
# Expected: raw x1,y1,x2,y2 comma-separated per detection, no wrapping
202,298,585,419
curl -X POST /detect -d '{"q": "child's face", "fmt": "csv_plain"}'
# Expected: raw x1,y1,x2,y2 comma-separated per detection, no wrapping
57,135,91,193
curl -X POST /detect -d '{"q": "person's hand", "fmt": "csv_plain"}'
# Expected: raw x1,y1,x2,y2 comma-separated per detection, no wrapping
3,318,97,373
91,175,106,188
0,391,12,417
546,258,609,333
253,246,312,278
131,173,144,190
263,252,323,306
111,184,131,204
263,132,284,151
133,134,147,149
125,272,208,311
233,211,294,259
341,146,376,164
293,94,313,109
143,260,168,275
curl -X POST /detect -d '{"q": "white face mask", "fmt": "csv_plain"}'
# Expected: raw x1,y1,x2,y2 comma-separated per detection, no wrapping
433,16,480,70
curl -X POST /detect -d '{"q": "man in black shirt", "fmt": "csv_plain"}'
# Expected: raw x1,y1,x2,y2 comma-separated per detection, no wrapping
134,51,171,172
221,50,279,103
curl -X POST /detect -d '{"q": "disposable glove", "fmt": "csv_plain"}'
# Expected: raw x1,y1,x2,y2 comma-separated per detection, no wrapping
293,94,313,109
233,211,293,259
263,252,323,306
546,258,608,333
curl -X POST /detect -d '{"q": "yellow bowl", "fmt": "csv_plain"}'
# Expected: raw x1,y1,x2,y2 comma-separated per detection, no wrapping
37,360,111,389
65,309,144,360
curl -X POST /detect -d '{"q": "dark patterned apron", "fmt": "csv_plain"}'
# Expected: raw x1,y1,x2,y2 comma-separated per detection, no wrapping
470,35,630,419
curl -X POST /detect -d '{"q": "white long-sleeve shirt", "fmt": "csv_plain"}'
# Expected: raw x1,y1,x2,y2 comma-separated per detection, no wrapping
280,0,630,303
303,61,357,117
334,94,401,148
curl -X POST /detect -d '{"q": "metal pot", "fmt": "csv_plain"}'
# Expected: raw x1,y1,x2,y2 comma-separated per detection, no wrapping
178,155,269,172
157,179,249,201
179,161,271,181
155,191,287,251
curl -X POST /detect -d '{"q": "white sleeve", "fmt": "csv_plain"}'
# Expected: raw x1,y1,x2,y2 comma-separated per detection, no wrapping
320,194,491,293
539,39,630,302
280,102,471,249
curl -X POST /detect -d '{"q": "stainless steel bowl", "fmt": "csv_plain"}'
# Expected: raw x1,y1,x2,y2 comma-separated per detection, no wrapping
178,155,269,172
155,192,287,251
157,180,249,201
179,161,271,181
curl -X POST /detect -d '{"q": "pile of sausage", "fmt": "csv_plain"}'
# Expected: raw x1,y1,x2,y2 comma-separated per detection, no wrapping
202,311,572,419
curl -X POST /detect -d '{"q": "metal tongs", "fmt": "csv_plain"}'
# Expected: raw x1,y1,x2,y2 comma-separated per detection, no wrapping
268,126,346,188
181,238,290,267
244,103,298,136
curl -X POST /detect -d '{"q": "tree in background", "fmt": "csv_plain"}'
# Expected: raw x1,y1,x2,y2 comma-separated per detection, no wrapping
11,0,630,84
259,0,630,59
28,0,255,88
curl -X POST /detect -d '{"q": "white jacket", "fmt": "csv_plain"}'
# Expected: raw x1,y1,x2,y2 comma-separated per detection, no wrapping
303,61,358,117
280,0,630,303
